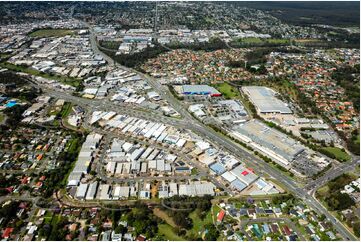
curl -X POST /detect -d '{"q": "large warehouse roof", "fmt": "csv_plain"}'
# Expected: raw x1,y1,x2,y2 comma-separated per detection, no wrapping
230,164,259,185
242,86,292,114
234,120,305,163
182,85,221,96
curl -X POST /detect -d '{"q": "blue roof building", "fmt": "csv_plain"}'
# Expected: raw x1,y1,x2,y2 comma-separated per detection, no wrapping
209,162,226,175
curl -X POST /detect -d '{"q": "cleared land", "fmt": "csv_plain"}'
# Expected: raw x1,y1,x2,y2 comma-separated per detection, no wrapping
29,29,75,38
186,209,214,237
60,102,73,118
158,224,185,241
230,37,290,47
213,82,240,99
153,208,176,227
321,147,351,162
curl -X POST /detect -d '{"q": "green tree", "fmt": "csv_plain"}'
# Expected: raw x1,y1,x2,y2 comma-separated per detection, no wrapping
204,224,219,241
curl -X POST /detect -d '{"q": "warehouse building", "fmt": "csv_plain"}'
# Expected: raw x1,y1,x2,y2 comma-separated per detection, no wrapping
230,179,248,192
85,182,98,200
230,164,259,186
181,85,221,96
242,86,292,114
209,162,227,175
75,183,89,200
67,133,103,186
178,182,215,196
232,120,305,166
112,186,130,200
169,183,178,197
99,184,111,200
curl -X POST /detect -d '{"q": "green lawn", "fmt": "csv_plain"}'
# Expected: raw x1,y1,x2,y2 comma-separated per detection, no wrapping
158,224,185,241
234,37,290,45
267,38,290,44
0,113,4,123
29,29,75,38
213,82,240,99
191,168,198,175
187,209,214,236
99,41,121,50
60,102,72,118
321,147,351,162
239,37,264,44
212,205,221,221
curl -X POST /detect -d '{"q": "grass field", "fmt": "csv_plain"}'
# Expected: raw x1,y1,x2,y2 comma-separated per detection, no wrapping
187,209,213,237
212,205,221,221
0,113,4,123
213,82,240,99
60,102,72,118
29,29,75,38
153,208,176,227
158,224,185,241
0,62,82,88
99,40,121,50
321,147,351,162
191,168,198,175
233,37,290,45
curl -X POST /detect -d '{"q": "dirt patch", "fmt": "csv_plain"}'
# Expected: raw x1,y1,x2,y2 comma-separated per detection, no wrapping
153,208,177,227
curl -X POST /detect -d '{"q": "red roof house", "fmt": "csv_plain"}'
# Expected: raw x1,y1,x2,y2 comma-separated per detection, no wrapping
217,209,225,222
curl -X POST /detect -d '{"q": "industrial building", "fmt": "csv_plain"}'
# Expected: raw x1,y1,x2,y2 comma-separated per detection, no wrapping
230,164,259,186
232,120,305,166
113,186,130,199
242,86,292,114
85,182,98,200
67,133,103,186
75,183,88,200
181,85,221,96
178,182,215,196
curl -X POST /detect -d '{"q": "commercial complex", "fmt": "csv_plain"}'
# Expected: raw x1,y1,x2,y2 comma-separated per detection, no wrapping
232,120,305,166
242,86,292,114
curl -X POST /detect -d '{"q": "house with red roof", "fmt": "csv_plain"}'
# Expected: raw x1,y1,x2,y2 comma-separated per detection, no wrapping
136,235,146,241
2,228,13,239
217,209,225,222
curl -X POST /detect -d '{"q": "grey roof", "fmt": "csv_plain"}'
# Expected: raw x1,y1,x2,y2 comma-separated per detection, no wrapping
86,182,98,200
230,164,259,185
243,86,292,114
231,179,247,191
234,120,305,162
182,85,220,95
179,182,215,196
75,183,88,199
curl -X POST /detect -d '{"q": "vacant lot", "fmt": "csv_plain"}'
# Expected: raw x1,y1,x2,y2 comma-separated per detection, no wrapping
213,82,240,99
231,37,290,47
153,208,176,227
321,147,351,162
186,209,214,237
158,224,185,241
29,29,75,38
